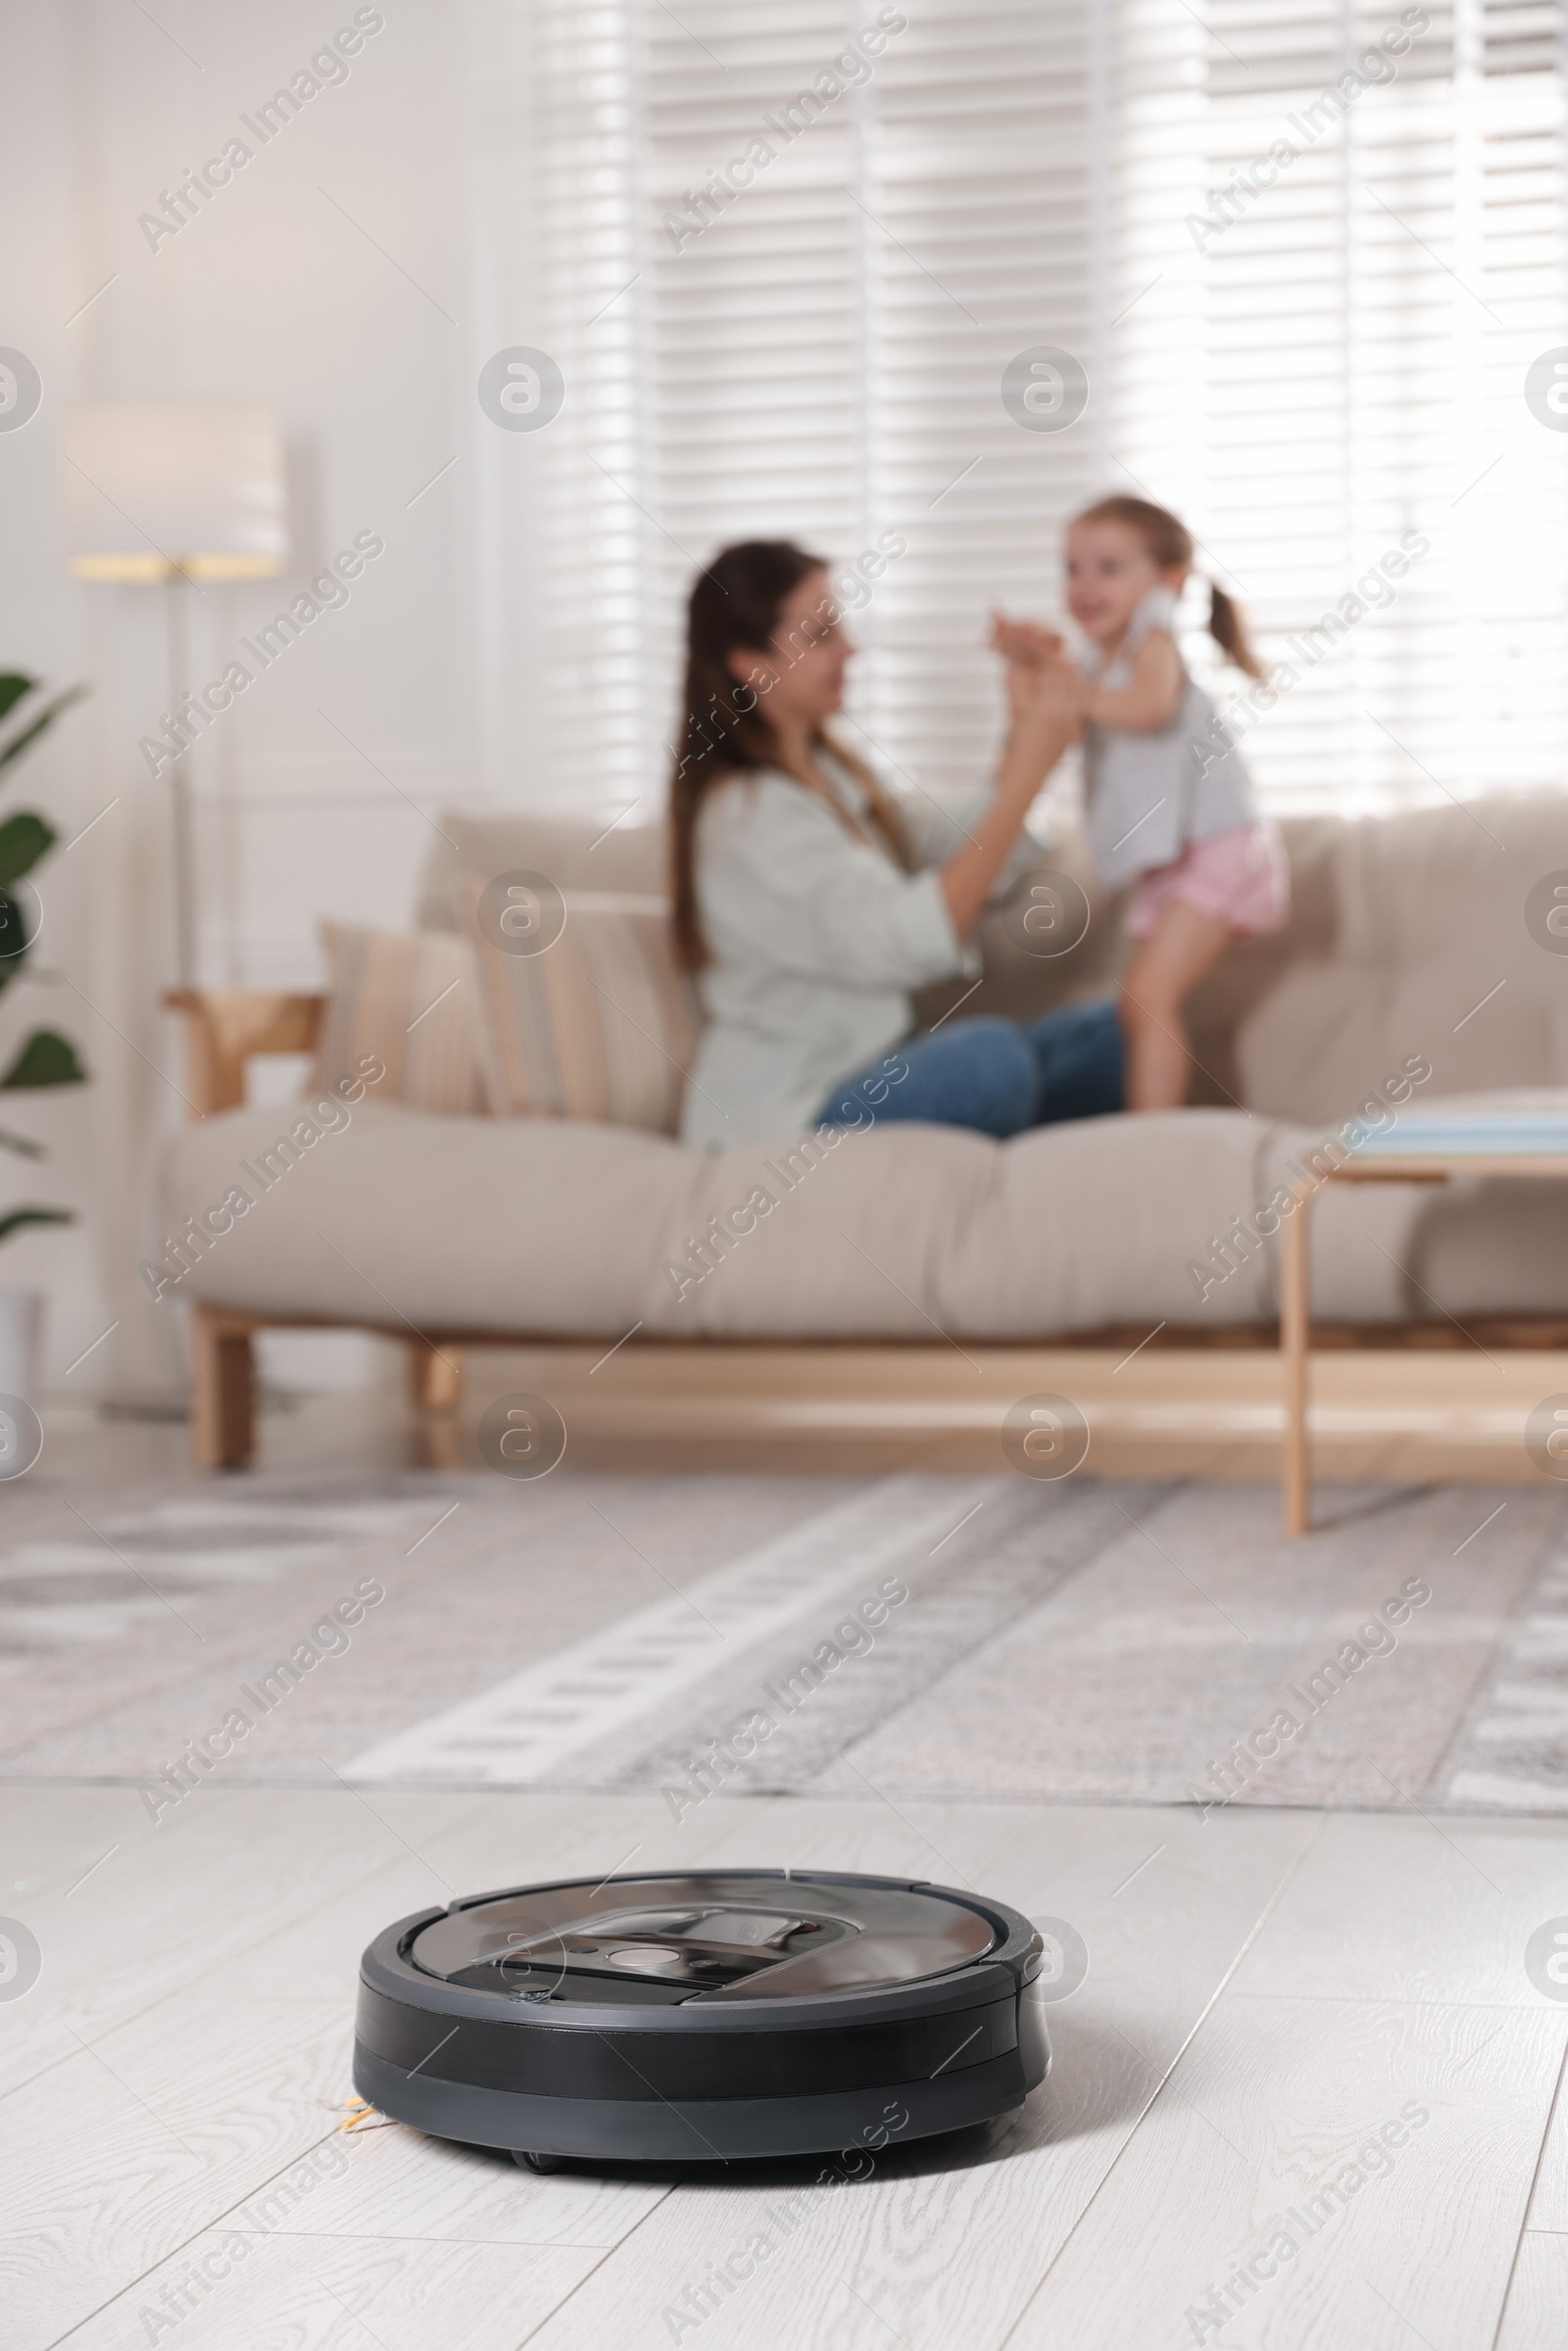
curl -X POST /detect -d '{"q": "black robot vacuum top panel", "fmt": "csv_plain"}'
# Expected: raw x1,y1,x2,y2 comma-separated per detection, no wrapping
355,1869,1049,2166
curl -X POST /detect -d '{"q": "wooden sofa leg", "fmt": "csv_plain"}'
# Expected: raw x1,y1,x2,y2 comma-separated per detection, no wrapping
410,1340,463,1414
191,1307,256,1469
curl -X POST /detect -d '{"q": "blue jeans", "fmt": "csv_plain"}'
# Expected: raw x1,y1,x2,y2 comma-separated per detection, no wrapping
815,1000,1124,1139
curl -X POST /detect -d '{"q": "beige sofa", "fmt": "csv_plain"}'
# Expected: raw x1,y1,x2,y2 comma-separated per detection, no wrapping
161,794,1568,1464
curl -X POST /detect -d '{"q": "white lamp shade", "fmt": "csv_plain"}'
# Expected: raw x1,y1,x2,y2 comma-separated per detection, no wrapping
61,401,288,582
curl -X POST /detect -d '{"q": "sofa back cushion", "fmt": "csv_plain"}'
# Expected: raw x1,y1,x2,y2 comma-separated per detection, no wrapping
315,923,489,1113
1201,795,1568,1120
954,795,1568,1122
465,884,698,1131
415,791,1568,1128
417,811,664,928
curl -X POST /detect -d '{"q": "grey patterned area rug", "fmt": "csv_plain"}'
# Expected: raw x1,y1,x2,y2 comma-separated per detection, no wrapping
2,1466,1564,1817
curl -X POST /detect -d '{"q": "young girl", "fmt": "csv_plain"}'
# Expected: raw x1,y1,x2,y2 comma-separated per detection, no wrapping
992,496,1288,1111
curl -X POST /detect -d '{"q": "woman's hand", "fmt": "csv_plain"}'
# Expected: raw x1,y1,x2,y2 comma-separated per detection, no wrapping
939,652,1082,942
988,610,1063,667
989,611,1070,724
1005,649,1087,757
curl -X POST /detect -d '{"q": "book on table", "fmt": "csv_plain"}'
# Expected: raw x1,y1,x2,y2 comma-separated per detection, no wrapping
1352,1109,1568,1157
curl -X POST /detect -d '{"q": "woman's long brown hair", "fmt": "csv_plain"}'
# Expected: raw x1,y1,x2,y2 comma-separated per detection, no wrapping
1074,495,1265,679
667,540,909,972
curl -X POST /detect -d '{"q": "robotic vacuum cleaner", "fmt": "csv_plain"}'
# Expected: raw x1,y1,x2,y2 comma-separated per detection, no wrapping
355,1868,1049,2167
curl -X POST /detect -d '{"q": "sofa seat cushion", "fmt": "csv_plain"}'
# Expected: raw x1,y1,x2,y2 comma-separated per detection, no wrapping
157,1098,1568,1340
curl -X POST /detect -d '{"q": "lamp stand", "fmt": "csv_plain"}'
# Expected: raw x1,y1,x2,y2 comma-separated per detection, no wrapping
164,568,198,990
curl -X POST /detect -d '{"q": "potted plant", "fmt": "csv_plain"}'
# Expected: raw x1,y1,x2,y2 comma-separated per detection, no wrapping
0,673,90,1400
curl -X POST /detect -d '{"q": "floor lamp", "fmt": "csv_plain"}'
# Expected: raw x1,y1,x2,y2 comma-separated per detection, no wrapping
59,403,288,987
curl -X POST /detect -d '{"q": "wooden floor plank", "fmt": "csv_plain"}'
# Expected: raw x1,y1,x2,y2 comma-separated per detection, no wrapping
1004,1995,1565,2351
1495,2230,1568,2351
2,1995,348,2351
276,2113,674,2256
60,2228,604,2351
1523,2047,1568,2231
0,1785,486,2101
1224,1810,1568,2011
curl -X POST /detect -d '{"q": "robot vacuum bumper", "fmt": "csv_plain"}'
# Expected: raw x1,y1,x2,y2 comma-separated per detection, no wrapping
355,1868,1049,2165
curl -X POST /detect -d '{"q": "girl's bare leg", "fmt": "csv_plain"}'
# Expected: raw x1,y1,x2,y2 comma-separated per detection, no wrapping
1117,900,1234,1110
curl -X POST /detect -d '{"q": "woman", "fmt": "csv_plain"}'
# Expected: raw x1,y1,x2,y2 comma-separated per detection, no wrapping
670,539,1124,1150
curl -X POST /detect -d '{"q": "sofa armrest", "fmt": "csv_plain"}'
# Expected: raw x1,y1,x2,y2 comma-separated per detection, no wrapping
164,989,324,1117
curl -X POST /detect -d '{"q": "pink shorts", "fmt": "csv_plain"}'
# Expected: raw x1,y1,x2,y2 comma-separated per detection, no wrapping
1125,823,1290,940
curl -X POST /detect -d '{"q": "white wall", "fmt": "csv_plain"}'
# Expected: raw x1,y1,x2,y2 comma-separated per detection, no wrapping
0,0,516,1396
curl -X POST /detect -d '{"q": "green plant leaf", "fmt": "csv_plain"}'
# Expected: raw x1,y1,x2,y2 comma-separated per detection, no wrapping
0,1124,46,1159
0,1031,87,1090
0,814,55,889
0,682,87,778
0,677,36,724
0,891,30,972
0,1207,73,1245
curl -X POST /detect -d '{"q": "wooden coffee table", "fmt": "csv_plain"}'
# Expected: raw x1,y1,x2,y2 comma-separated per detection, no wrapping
1280,1149,1568,1535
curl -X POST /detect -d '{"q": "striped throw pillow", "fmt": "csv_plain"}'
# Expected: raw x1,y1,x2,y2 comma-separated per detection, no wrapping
463,884,697,1131
315,923,489,1113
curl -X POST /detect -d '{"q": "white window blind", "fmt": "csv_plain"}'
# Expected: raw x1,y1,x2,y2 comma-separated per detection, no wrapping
637,2,868,788
496,0,1568,818
1111,0,1568,808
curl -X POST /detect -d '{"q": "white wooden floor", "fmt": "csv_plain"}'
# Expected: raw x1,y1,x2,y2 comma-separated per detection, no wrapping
5,1780,1567,2351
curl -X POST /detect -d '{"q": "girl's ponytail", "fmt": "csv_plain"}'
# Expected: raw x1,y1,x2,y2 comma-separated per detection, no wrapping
1208,584,1264,679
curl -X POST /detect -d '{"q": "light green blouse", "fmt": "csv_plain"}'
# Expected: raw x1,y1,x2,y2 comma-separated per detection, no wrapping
680,752,1032,1149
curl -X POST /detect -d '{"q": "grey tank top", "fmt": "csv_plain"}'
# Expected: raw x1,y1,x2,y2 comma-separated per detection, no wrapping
1081,584,1260,890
